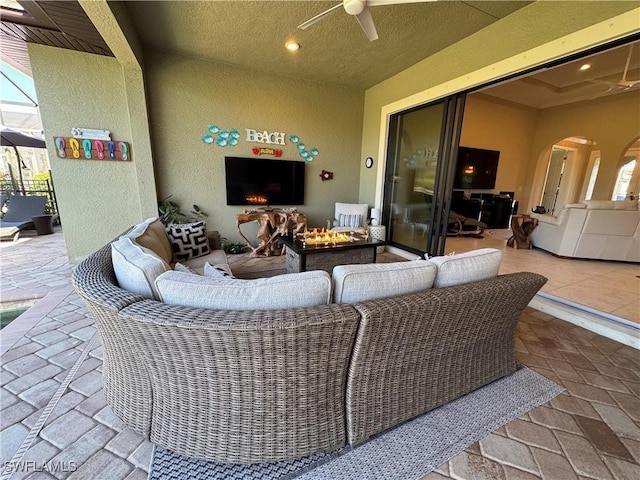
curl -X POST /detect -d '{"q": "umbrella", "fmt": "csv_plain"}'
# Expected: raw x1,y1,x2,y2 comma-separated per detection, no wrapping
0,127,46,194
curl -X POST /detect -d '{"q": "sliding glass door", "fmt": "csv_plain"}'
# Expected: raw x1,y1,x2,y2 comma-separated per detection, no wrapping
383,94,465,257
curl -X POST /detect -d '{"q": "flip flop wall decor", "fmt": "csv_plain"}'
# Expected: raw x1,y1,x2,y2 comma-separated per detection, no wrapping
53,137,131,161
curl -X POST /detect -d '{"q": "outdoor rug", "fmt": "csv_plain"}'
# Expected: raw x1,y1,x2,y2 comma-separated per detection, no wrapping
150,366,564,480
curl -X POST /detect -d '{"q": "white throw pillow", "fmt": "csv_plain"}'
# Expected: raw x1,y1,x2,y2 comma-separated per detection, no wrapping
332,260,436,303
155,270,331,310
112,237,171,299
203,262,235,279
428,248,502,288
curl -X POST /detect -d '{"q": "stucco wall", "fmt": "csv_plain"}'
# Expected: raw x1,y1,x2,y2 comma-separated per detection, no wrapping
28,44,148,262
143,49,364,243
359,2,640,207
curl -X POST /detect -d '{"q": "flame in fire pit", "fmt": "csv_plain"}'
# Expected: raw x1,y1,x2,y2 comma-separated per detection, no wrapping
296,228,367,246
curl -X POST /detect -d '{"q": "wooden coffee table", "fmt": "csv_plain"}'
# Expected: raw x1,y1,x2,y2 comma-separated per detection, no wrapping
279,234,385,274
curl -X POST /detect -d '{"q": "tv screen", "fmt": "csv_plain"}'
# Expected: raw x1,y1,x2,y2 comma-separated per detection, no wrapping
453,146,500,190
225,157,305,206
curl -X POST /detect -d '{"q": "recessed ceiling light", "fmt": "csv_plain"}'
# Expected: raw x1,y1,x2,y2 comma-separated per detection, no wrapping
285,41,300,52
579,63,591,71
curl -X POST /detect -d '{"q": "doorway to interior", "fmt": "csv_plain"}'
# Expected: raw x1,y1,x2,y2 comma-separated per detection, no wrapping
540,147,575,215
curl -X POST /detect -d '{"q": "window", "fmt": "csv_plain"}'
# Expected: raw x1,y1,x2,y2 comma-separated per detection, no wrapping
611,159,637,201
584,157,600,201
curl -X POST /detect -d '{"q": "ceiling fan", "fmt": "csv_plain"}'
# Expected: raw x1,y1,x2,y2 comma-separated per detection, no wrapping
589,44,640,96
298,0,437,42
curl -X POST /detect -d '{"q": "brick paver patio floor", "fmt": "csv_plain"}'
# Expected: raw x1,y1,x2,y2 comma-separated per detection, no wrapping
0,229,638,479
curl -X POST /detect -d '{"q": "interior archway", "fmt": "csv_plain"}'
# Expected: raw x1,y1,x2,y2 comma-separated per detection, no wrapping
611,136,640,200
533,136,599,215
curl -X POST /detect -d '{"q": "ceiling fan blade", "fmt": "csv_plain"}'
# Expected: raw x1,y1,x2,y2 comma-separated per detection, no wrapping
298,3,343,30
367,0,438,5
355,8,378,41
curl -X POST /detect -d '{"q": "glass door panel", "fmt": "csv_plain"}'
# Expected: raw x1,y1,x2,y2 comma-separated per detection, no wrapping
383,94,465,256
385,103,443,252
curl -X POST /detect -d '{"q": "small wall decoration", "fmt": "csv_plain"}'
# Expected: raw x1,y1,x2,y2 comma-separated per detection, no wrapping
289,135,319,161
202,124,240,147
320,170,333,181
252,147,283,157
54,137,130,161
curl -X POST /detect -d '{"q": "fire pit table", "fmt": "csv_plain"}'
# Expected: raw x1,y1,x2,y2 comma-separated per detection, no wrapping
279,229,386,274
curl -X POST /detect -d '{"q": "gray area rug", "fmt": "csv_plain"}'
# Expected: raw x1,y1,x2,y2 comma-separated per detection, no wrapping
150,367,564,480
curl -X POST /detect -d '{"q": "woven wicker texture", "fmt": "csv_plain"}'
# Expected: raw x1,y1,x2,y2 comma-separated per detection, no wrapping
346,271,547,445
72,242,360,463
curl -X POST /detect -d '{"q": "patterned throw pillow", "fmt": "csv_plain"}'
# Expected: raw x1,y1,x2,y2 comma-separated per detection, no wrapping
338,213,363,228
204,262,235,279
166,221,210,262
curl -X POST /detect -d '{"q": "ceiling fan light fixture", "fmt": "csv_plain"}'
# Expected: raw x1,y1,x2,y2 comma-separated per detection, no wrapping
579,63,591,71
344,0,366,15
285,41,300,52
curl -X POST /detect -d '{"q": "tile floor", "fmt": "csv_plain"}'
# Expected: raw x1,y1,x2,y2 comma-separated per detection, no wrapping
0,229,638,480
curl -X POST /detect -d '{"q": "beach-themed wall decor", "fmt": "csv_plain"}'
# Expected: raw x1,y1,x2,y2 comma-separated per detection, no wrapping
252,147,283,157
202,124,240,147
202,123,320,161
289,134,319,161
54,137,131,161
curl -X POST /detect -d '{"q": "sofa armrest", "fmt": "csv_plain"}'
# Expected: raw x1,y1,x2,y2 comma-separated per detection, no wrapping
345,272,547,446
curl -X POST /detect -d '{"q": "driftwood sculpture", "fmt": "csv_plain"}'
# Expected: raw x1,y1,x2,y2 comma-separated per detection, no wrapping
237,208,307,257
507,215,538,249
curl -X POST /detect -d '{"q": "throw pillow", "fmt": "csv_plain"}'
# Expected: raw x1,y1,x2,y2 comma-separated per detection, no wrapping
155,270,331,310
166,221,210,262
203,262,235,279
174,262,199,275
338,213,363,228
427,248,502,288
332,260,436,303
111,237,171,299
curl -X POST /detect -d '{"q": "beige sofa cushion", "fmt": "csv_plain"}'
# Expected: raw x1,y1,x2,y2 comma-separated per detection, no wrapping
428,248,502,288
332,260,436,303
112,237,171,299
182,250,228,274
155,270,331,310
134,219,173,264
585,200,638,211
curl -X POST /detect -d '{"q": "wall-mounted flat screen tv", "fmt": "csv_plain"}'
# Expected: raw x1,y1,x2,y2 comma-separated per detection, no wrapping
453,146,500,190
225,157,305,206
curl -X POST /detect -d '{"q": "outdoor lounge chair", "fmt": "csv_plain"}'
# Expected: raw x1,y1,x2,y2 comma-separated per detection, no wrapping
0,194,47,241
447,210,487,238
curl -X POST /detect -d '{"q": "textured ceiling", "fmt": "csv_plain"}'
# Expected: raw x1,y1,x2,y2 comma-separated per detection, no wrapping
482,40,640,109
124,0,532,90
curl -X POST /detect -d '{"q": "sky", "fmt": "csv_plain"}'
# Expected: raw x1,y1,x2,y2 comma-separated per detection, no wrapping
1,62,38,106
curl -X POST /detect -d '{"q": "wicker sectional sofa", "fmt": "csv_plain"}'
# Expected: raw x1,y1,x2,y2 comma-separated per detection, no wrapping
72,223,546,464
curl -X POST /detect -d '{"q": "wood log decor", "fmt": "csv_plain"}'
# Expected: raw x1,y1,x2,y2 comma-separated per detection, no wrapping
507,215,538,249
236,208,307,257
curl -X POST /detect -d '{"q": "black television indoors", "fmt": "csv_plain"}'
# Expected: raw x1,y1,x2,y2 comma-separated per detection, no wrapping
453,146,500,190
225,157,305,206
